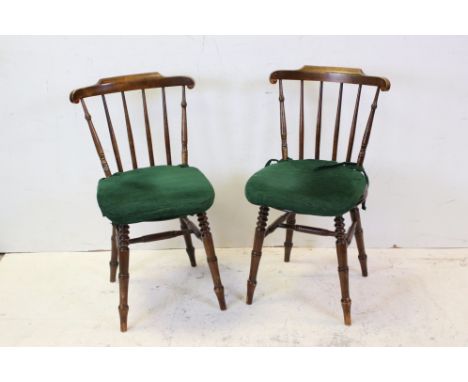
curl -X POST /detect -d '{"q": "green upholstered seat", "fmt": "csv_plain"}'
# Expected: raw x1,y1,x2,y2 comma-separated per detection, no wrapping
245,159,368,217
97,165,215,225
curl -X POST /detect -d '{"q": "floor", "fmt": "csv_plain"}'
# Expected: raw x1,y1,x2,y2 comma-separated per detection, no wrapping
0,247,467,346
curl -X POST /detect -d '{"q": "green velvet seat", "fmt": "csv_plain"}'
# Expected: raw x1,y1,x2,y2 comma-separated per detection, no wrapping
97,165,215,225
245,159,368,217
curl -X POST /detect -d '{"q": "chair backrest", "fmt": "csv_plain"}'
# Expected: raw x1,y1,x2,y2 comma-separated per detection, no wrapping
269,66,391,165
70,72,195,177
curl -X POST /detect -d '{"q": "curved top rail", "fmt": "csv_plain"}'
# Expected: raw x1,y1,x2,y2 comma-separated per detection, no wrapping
70,72,195,103
270,65,390,91
97,72,164,84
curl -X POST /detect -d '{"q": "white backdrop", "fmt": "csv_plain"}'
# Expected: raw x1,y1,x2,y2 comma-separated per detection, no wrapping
1,36,467,252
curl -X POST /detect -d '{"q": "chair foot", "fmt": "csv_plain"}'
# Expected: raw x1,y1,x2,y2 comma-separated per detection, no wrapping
214,286,227,311
118,297,129,332
246,280,256,304
110,261,118,283
335,216,352,326
197,212,227,311
284,243,293,263
341,298,352,326
117,225,130,332
246,206,269,305
358,255,368,277
187,248,197,267
180,218,197,267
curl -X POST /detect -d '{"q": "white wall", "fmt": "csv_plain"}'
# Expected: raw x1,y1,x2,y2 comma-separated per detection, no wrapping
1,36,467,252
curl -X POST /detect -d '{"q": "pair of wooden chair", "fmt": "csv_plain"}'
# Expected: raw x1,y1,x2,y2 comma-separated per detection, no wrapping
70,66,390,332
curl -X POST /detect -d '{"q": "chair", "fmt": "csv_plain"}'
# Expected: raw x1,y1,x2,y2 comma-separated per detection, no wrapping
245,66,390,325
69,72,226,332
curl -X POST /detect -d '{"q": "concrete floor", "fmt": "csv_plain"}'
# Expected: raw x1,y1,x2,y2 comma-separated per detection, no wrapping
0,247,467,346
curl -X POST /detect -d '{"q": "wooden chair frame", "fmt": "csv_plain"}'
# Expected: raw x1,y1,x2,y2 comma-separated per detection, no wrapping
246,66,390,325
70,72,226,332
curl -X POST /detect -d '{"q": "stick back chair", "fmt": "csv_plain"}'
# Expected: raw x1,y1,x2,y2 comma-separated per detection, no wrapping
245,66,390,325
70,72,226,332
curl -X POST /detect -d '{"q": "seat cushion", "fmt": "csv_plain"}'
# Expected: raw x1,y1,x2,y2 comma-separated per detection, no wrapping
97,165,215,224
245,159,368,216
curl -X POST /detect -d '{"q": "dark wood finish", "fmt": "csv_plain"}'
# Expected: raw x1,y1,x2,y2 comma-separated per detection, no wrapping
70,72,226,332
197,213,227,310
162,87,172,165
110,224,119,282
102,95,123,172
80,99,112,177
117,224,130,332
278,223,336,237
332,83,344,161
121,92,138,169
357,87,381,166
270,65,390,90
264,212,291,237
335,216,351,326
181,86,188,165
346,85,362,162
278,80,288,160
346,220,358,245
246,206,269,304
351,207,368,277
180,218,196,267
315,81,323,159
246,66,390,325
72,73,194,173
299,80,304,159
283,213,296,262
141,89,155,166
128,230,184,245
180,216,202,239
70,75,195,103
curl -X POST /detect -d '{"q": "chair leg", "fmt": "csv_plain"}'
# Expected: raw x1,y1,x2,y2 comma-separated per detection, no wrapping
335,216,352,326
117,224,130,332
351,208,368,277
109,224,119,282
284,213,296,262
180,218,196,267
197,212,227,310
246,206,269,304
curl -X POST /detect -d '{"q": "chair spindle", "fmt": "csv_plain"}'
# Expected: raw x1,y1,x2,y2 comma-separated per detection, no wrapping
332,83,344,161
141,89,155,166
357,87,380,166
315,81,323,159
101,95,123,172
80,99,112,177
181,86,188,165
346,85,362,162
162,87,172,165
299,80,304,160
121,92,138,169
278,80,288,160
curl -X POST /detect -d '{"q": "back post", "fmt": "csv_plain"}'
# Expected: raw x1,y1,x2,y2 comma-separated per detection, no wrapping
181,86,188,165
278,80,288,160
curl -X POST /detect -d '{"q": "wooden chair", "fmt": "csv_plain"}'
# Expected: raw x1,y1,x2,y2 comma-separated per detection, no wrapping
70,72,226,332
245,66,390,325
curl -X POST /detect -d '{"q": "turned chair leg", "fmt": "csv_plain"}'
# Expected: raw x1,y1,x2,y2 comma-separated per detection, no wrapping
284,213,296,262
351,208,368,277
180,218,196,267
109,224,119,282
246,205,269,304
335,216,352,326
117,224,130,332
197,212,227,310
